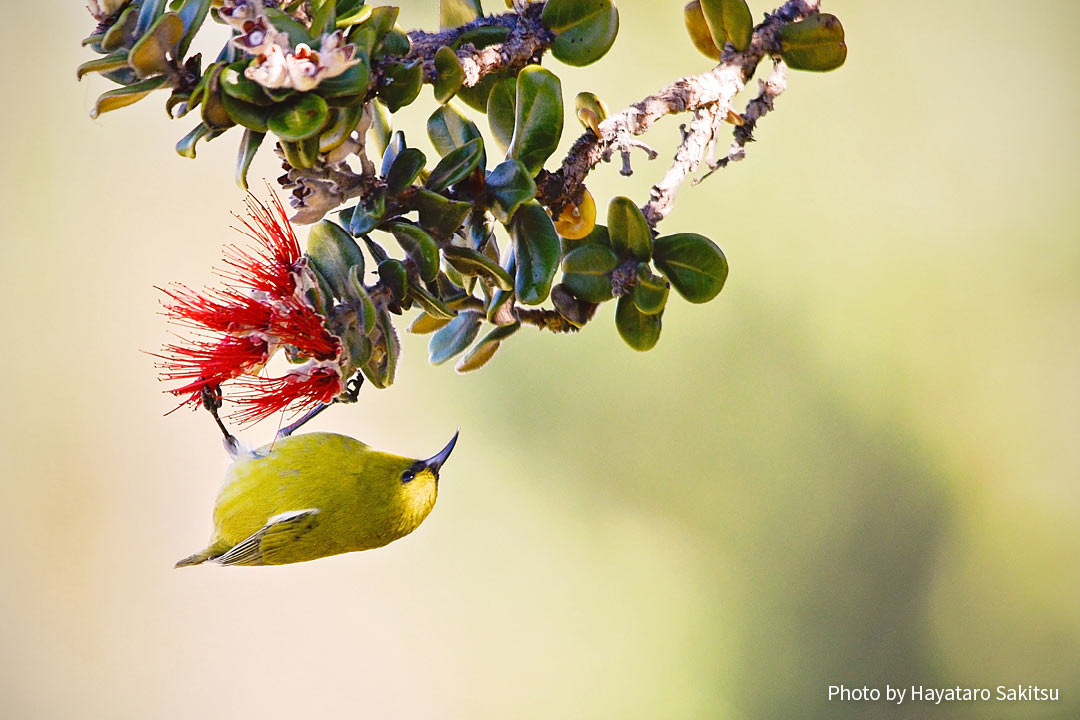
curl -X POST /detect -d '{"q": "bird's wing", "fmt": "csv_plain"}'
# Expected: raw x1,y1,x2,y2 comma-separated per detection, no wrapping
215,509,321,566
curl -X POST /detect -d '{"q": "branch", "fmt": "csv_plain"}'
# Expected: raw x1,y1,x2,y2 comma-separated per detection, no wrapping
536,0,821,224
404,4,553,88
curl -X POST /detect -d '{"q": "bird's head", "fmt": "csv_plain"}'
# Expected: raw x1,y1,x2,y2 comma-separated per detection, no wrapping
400,431,459,486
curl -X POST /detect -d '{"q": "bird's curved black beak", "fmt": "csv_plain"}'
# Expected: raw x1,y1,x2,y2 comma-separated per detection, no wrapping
423,431,459,475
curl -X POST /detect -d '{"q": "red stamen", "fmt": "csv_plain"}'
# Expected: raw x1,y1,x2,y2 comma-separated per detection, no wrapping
228,365,343,426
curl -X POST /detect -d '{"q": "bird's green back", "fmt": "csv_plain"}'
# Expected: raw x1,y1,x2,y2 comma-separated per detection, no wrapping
204,432,439,564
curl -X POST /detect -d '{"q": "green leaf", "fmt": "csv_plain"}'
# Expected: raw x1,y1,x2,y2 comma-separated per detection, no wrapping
220,61,271,105
378,258,409,301
175,0,211,58
615,295,662,351
319,101,365,153
510,201,560,305
90,75,168,118
129,11,183,77
380,130,406,177
541,0,619,67
485,159,536,223
433,46,464,104
452,25,509,50
337,1,373,29
175,122,211,158
551,283,599,327
388,222,440,282
386,147,427,195
779,13,847,72
408,284,457,320
485,76,516,152
684,1,721,60
378,60,423,112
427,104,485,165
456,321,520,373
415,188,473,238
235,129,265,190
345,187,387,236
440,0,483,29
442,246,514,291
222,93,269,131
134,0,167,37
652,232,728,303
269,93,329,141
426,137,484,192
429,311,483,365
607,196,652,260
281,135,321,169
315,56,371,98
560,243,616,303
77,51,131,81
699,0,753,53
361,306,400,389
564,221,610,253
508,66,564,176
263,8,314,46
409,312,452,334
200,63,234,130
370,99,393,157
632,265,669,315
309,0,337,37
307,220,366,300
101,5,138,52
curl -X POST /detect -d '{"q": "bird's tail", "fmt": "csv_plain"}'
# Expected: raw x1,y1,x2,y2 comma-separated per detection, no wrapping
175,549,215,568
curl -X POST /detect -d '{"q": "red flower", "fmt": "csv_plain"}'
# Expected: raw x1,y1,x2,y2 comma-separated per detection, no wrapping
229,364,344,426
156,195,344,425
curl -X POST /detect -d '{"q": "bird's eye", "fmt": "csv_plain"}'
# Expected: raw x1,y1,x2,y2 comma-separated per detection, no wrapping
401,470,415,483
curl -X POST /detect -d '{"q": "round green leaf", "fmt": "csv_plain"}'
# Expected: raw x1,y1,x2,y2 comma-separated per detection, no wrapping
386,147,427,196
699,0,753,53
415,189,473,238
378,258,409,301
91,75,168,119
607,196,653,260
222,93,269,131
551,284,599,327
269,93,329,141
316,57,372,98
427,104,486,166
652,232,728,303
541,0,619,67
561,243,617,303
684,1,722,59
433,46,465,104
378,60,423,112
307,220,366,300
129,11,183,77
440,0,483,29
486,77,516,152
426,137,484,192
633,265,670,315
220,61,271,105
388,222,440,282
511,200,561,305
508,66,564,177
409,312,452,334
779,13,847,72
429,311,483,365
485,159,536,224
615,295,662,351
443,246,515,291
456,321,520,373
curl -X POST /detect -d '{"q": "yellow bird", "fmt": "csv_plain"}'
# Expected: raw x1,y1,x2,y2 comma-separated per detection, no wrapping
176,395,458,567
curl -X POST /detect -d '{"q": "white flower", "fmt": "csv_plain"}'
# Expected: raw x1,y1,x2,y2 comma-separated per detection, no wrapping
285,44,324,92
87,0,128,22
245,44,290,89
317,31,360,79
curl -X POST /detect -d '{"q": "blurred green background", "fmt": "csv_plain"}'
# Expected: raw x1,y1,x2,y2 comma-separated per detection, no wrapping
1,1,1077,717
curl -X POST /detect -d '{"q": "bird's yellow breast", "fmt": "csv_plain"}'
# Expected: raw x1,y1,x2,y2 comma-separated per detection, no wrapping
209,433,438,563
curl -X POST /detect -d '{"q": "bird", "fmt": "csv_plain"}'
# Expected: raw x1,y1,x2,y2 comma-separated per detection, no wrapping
176,388,458,567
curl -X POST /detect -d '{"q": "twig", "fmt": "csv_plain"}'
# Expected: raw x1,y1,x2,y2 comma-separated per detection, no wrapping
536,0,821,220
